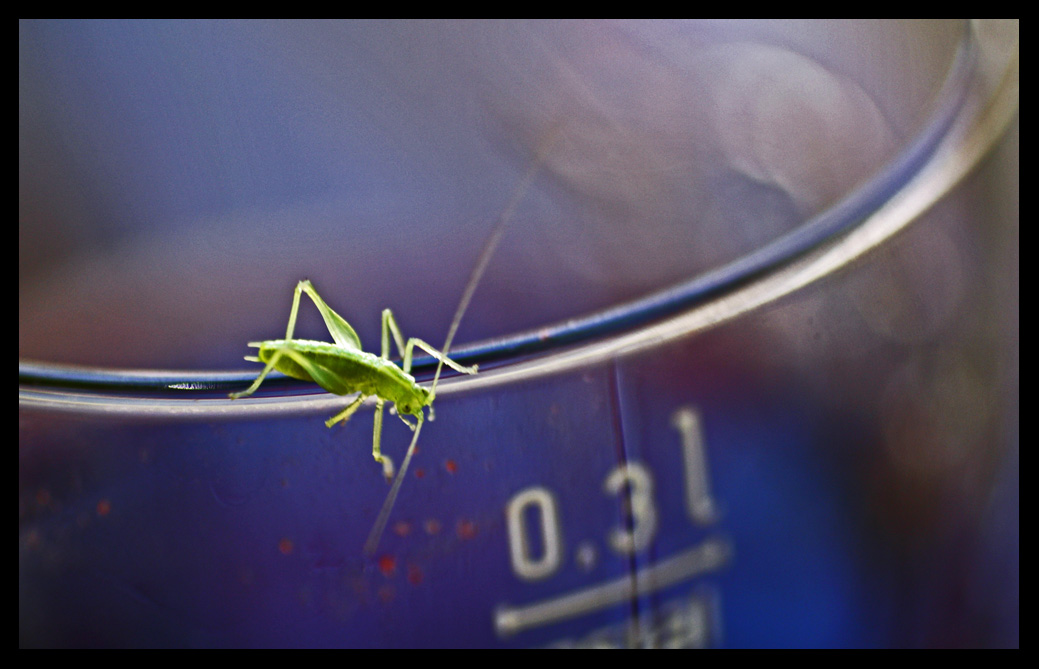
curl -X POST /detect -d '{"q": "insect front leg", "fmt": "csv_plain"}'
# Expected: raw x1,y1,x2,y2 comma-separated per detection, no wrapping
371,398,394,481
380,309,477,376
404,338,479,376
381,308,408,362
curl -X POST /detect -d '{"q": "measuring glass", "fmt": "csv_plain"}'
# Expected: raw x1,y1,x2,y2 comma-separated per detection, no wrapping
20,20,1018,647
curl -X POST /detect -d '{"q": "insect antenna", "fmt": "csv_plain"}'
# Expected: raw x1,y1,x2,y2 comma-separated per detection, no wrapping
363,128,563,556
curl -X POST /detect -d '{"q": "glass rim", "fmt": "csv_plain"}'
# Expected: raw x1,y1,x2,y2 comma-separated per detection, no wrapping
20,21,1019,415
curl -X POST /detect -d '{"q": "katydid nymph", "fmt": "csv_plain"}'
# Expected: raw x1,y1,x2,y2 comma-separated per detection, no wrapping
228,280,476,483
229,135,557,555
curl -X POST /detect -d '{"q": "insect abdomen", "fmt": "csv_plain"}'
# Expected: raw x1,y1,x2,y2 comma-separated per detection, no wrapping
254,339,425,406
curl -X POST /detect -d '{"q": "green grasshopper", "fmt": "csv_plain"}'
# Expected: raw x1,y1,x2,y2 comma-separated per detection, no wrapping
229,280,478,555
229,279,476,482
230,128,561,554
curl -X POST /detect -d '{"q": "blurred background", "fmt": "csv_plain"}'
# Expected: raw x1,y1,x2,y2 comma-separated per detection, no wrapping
20,21,1017,647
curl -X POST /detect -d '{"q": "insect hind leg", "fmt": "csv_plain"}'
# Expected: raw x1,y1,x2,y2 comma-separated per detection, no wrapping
229,280,309,400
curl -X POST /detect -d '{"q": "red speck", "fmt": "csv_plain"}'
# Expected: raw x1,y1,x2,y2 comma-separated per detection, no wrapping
407,564,424,585
96,499,111,517
378,554,396,576
424,519,442,535
393,520,412,537
35,489,51,506
444,459,458,474
456,520,477,540
414,468,425,479
278,538,294,555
